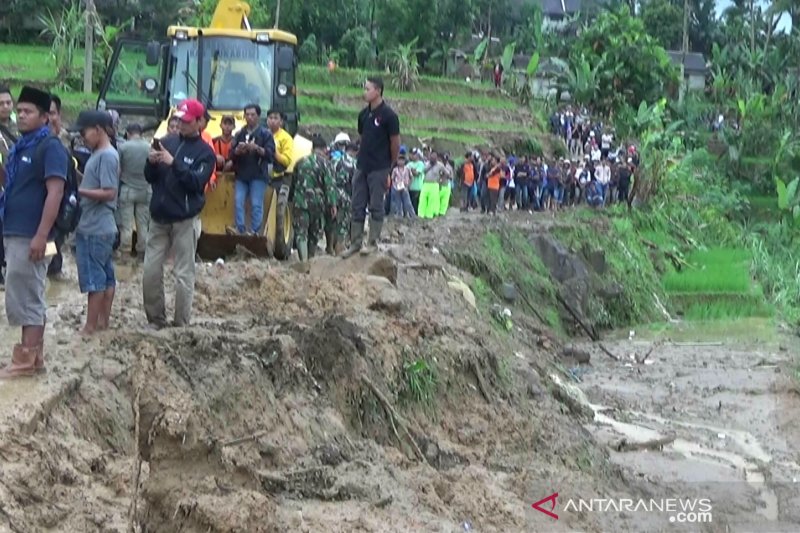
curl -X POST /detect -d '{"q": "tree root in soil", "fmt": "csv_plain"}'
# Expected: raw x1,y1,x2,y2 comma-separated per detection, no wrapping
360,375,429,465
470,359,493,403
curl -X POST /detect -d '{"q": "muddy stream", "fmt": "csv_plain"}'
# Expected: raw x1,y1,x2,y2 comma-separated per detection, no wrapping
576,319,800,532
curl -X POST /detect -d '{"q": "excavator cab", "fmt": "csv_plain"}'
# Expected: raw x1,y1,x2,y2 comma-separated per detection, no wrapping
97,0,310,260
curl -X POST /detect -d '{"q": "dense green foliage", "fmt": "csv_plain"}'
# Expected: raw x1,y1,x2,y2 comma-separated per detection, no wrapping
566,6,679,115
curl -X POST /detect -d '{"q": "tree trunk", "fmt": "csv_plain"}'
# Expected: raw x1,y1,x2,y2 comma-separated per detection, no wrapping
84,0,96,94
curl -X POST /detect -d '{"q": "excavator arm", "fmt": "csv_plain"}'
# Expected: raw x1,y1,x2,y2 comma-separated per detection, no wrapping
210,0,252,29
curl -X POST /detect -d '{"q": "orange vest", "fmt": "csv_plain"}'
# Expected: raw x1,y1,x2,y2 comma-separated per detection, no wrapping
463,162,475,186
487,169,501,191
201,130,217,191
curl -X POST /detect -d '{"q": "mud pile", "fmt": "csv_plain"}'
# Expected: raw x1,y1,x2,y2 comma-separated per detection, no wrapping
0,216,653,532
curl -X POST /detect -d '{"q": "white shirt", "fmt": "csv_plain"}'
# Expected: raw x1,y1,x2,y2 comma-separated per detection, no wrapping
596,165,611,185
601,133,612,149
591,148,601,162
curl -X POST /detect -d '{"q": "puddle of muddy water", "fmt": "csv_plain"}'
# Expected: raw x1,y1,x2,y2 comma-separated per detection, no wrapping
590,403,780,521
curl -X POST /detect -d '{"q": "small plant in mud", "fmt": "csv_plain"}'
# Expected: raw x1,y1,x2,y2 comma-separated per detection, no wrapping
399,358,438,406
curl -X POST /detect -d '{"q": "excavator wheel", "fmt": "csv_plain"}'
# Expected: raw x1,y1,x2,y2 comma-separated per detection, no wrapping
264,180,294,260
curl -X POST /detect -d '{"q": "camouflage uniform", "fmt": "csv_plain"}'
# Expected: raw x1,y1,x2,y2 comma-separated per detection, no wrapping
329,153,356,243
292,153,337,256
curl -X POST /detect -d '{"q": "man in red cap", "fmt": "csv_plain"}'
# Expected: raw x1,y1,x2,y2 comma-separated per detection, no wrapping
143,98,215,328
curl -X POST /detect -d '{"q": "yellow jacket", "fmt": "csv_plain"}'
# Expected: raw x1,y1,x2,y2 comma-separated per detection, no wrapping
272,128,293,177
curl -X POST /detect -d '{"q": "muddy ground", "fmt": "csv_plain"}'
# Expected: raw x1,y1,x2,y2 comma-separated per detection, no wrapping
0,213,798,532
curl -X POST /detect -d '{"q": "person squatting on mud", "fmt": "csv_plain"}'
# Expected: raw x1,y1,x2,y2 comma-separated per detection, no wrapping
292,135,337,266
0,87,67,378
72,110,120,335
143,98,215,328
341,76,400,258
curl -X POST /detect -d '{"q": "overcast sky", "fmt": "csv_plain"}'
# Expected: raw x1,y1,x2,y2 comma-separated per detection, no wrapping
715,0,792,31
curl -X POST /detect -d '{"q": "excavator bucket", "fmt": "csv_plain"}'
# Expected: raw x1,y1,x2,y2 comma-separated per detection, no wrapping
197,133,313,260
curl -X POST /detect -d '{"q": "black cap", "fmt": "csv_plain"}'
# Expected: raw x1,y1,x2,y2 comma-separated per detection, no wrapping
126,123,143,135
18,86,51,112
71,110,113,133
220,114,235,125
311,134,327,149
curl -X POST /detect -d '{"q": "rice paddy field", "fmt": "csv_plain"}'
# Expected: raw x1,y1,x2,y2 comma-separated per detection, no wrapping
662,247,774,320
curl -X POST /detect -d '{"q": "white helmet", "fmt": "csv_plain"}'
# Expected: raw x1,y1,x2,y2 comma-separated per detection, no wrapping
334,132,351,145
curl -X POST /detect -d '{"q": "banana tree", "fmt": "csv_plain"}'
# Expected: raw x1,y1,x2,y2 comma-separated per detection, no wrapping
560,55,602,107
389,37,423,91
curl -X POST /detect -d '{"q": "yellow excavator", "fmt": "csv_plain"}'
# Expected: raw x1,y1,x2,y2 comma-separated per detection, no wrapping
96,0,311,259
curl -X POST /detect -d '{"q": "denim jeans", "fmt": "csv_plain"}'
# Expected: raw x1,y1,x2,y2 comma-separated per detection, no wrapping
391,188,416,218
235,179,267,234
75,232,116,294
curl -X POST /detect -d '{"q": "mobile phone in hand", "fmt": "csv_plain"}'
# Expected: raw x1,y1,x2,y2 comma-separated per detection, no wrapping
152,138,162,150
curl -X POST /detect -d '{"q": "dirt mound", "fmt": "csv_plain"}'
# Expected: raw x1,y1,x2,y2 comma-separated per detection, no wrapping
0,219,655,532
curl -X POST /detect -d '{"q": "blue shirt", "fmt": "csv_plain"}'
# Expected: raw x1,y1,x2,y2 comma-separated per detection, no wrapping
3,136,68,239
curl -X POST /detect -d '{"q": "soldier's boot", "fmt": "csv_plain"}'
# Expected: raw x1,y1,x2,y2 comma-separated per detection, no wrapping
360,220,383,256
340,222,364,259
325,227,335,255
297,240,309,262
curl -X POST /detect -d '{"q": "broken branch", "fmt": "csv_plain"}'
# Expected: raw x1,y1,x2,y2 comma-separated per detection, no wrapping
615,435,676,452
221,430,269,448
360,375,428,464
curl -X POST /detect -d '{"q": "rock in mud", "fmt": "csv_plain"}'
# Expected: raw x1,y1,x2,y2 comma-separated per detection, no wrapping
561,345,591,365
501,282,518,302
520,367,545,398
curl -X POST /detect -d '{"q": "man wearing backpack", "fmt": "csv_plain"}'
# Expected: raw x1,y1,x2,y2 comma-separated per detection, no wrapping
0,87,67,378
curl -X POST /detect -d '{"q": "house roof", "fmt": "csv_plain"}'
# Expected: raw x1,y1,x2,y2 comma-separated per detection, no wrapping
540,0,604,18
667,51,708,74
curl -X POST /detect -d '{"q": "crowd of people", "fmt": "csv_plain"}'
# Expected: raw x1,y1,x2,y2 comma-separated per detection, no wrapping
0,75,640,380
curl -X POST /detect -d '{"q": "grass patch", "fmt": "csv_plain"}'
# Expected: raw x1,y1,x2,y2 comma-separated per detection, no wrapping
682,300,774,320
299,64,495,95
444,228,562,333
303,83,517,110
397,357,438,407
0,44,80,82
299,95,527,133
561,213,667,327
663,248,752,294
302,114,488,145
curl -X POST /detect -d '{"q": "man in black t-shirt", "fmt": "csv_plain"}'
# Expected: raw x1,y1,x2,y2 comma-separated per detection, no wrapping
341,77,400,258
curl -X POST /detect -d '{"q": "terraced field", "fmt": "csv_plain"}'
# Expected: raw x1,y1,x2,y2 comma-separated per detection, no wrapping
297,66,549,154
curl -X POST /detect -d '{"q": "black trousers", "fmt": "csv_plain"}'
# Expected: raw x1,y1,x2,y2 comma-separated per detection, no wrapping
352,168,390,223
47,232,66,276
